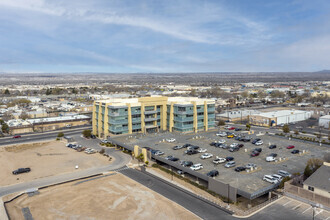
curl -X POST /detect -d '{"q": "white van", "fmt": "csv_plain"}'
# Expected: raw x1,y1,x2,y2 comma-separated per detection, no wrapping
263,175,279,184
278,170,292,178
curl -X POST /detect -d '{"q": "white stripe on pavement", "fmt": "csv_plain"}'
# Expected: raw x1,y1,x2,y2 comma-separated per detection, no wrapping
302,206,311,214
283,200,292,206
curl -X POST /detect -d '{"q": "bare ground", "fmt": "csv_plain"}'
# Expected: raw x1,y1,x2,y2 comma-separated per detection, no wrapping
5,173,199,220
0,141,111,186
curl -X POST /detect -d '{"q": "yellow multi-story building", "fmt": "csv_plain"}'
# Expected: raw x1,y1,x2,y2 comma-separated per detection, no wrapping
92,96,215,137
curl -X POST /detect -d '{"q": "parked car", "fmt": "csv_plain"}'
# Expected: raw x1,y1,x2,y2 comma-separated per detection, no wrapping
213,157,226,164
200,153,213,159
245,163,257,169
182,161,193,167
269,144,277,149
165,155,174,160
287,145,295,149
272,174,283,182
291,149,300,154
266,156,276,162
102,139,108,143
235,136,242,141
226,156,234,161
278,170,292,178
166,138,176,143
242,137,251,142
220,144,229,149
251,151,260,157
187,145,199,151
170,157,179,162
13,135,22,138
224,125,231,129
263,175,279,184
269,153,277,157
12,168,31,175
229,147,239,152
183,144,192,148
235,166,246,172
216,132,227,137
210,142,217,146
224,161,236,168
235,128,242,131
207,170,219,177
237,144,244,148
227,134,234,138
154,151,164,156
252,138,261,144
218,139,226,144
254,148,262,152
173,145,183,150
230,143,238,148
90,135,96,139
228,127,236,130
255,140,263,146
186,150,199,155
190,163,203,171
198,148,207,153
177,170,184,175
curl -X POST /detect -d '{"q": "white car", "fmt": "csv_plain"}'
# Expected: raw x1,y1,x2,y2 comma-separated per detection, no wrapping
198,148,207,153
263,175,279,184
213,157,226,164
224,125,231,129
216,132,227,137
190,163,203,171
266,156,276,162
272,174,283,182
245,163,257,169
102,139,108,143
218,139,226,144
230,143,238,148
255,140,263,146
200,153,213,159
154,151,164,156
166,138,176,143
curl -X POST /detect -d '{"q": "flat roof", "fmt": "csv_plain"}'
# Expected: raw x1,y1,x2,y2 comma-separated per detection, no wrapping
27,115,90,124
251,110,311,118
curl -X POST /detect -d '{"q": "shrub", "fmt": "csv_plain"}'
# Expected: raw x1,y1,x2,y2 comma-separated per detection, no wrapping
279,176,291,188
82,129,92,138
218,120,225,126
99,149,105,154
282,124,290,133
57,132,64,137
145,161,149,165
56,137,60,141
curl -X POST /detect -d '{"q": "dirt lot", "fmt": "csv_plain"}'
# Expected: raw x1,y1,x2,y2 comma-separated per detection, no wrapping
0,141,111,186
5,173,198,220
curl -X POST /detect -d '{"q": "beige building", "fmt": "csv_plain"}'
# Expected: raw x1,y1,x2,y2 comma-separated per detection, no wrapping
303,162,330,199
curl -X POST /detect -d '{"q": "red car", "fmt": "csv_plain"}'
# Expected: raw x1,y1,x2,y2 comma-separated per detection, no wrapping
251,151,260,157
287,145,295,149
13,135,22,138
228,127,236,130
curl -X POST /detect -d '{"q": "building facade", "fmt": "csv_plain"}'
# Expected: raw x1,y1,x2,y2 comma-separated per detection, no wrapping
319,115,330,129
248,110,312,127
92,96,215,137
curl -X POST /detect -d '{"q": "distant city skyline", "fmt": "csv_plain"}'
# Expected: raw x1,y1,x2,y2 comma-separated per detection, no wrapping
1,0,330,73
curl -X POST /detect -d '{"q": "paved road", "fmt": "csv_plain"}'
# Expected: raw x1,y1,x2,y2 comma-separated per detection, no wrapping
0,126,91,146
120,168,233,220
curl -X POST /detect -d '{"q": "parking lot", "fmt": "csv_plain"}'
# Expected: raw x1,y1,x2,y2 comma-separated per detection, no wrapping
114,128,329,195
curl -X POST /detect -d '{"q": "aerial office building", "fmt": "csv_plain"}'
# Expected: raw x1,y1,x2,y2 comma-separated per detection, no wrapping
92,96,215,137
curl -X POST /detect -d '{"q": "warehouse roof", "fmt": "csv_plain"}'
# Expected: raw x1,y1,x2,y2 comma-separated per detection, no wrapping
252,110,311,118
27,115,90,124
320,115,330,119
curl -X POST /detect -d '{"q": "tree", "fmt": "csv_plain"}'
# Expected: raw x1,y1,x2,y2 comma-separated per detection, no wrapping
20,112,29,120
304,158,324,178
82,129,92,138
46,88,52,95
282,124,290,133
136,153,144,163
279,176,291,189
4,89,10,95
246,124,251,131
57,132,64,137
218,120,225,126
257,90,266,99
1,123,9,133
241,91,249,99
294,130,299,136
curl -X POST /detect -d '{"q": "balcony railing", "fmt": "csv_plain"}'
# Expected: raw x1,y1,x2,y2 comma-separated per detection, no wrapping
145,118,157,122
144,110,157,115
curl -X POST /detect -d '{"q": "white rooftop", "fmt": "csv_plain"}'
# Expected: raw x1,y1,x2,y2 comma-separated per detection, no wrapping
254,110,311,118
27,115,90,124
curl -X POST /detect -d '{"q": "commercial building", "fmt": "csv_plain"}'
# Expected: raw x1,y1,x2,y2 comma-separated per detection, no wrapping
303,163,330,199
216,109,260,122
248,110,312,127
319,115,330,129
92,96,215,137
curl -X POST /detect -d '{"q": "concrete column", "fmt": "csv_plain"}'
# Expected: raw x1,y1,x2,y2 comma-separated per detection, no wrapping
141,104,145,134
104,103,109,138
134,145,139,158
97,103,102,137
204,101,208,131
193,101,197,133
127,104,132,134
142,148,147,163
162,103,167,131
92,102,97,135
169,104,174,132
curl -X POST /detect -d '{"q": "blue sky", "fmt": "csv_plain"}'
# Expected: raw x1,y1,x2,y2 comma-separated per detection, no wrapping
0,0,330,73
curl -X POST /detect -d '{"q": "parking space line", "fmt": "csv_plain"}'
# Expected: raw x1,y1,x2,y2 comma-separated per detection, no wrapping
314,209,323,217
302,206,311,214
325,215,330,220
283,200,292,206
292,203,302,210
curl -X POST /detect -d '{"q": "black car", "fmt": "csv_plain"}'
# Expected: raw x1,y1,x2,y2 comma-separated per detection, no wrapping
187,145,199,150
144,147,153,151
269,153,277,157
90,135,96,139
269,145,277,149
234,167,246,172
254,148,262,152
12,168,31,175
291,150,300,154
186,150,199,155
226,156,234,161
173,145,183,150
229,147,239,152
182,161,193,167
210,142,217,146
170,157,179,162
235,136,242,141
214,143,222,148
207,170,219,177
252,138,261,144
235,128,242,131
183,144,192,148
237,144,244,148
242,137,251,142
